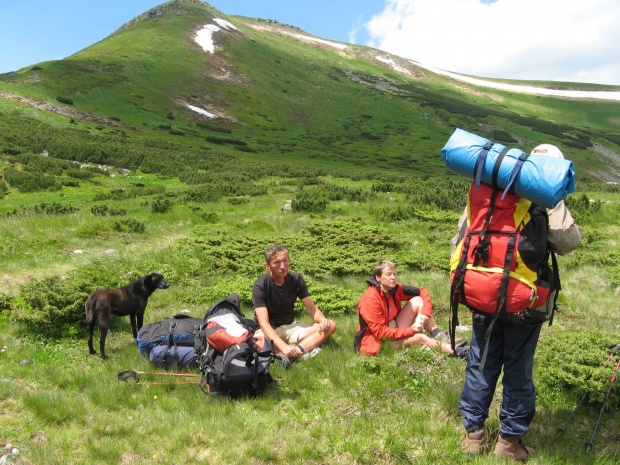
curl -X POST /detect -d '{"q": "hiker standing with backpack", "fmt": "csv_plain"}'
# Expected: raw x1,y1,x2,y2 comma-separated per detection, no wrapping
354,260,469,357
454,144,582,461
252,245,337,367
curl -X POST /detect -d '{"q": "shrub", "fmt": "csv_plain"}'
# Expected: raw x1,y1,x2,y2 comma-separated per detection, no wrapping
66,168,94,180
0,180,7,197
206,136,247,146
3,167,60,192
113,218,146,233
292,191,327,213
537,330,620,408
28,202,79,215
61,178,80,188
91,203,126,216
56,96,74,105
234,145,257,153
151,198,173,213
9,276,93,337
196,122,231,133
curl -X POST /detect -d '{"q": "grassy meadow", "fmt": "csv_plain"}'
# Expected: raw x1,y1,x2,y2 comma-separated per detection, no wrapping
1,148,619,464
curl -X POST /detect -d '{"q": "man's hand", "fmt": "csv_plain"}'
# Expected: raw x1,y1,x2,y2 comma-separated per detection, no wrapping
319,318,333,333
281,344,304,358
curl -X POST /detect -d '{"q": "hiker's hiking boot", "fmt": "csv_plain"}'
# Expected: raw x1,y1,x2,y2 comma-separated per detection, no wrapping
494,435,534,461
431,329,468,348
275,354,291,370
454,346,469,359
464,428,489,455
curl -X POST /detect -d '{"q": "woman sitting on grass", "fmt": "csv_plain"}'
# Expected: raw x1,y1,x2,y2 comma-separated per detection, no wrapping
354,260,468,357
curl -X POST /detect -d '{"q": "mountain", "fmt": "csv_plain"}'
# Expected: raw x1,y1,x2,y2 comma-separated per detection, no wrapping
0,0,619,182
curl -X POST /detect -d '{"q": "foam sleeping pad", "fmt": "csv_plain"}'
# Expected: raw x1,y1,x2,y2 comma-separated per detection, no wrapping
441,128,575,208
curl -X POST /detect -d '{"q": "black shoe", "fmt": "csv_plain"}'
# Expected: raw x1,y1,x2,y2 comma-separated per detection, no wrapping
455,346,469,359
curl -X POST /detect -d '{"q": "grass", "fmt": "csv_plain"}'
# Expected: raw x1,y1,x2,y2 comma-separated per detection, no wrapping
0,159,619,463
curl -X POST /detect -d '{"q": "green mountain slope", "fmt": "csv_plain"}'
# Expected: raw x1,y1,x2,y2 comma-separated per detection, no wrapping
1,0,619,181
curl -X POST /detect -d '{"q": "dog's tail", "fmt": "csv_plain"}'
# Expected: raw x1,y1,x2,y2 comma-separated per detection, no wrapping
80,296,96,325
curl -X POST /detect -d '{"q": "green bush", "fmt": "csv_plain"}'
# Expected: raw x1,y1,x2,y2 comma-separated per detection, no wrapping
66,168,94,180
3,167,61,192
536,330,620,408
91,203,126,216
113,218,146,233
151,198,173,213
56,96,74,105
292,190,327,212
9,276,93,337
26,202,79,215
0,180,8,197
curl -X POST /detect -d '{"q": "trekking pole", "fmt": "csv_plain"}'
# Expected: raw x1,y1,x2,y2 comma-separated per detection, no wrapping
585,357,620,454
117,370,200,381
558,343,620,436
557,392,588,436
146,381,202,386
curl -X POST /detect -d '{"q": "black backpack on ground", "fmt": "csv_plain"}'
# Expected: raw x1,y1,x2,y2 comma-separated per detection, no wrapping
197,295,274,399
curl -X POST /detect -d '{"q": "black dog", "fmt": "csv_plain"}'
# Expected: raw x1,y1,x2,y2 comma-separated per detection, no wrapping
80,272,170,359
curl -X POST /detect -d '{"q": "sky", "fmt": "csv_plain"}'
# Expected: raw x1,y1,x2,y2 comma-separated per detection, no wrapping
1,0,619,86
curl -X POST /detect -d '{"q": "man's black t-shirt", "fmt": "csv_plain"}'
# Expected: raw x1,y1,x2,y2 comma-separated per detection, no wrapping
252,272,310,328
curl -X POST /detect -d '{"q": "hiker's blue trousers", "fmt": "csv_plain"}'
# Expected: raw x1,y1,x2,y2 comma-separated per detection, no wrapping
459,315,542,437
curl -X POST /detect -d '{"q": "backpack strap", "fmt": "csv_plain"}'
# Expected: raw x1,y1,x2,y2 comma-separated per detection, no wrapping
478,230,517,370
474,141,494,189
501,152,529,200
199,345,232,399
548,250,560,326
450,231,475,354
491,146,511,189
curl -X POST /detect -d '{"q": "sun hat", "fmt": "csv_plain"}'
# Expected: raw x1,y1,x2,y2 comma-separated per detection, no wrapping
532,144,564,159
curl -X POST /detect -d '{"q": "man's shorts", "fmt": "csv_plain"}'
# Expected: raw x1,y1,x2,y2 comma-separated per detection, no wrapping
255,322,313,344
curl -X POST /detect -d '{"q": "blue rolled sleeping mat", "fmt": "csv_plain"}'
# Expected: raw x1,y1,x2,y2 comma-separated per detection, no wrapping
441,128,575,208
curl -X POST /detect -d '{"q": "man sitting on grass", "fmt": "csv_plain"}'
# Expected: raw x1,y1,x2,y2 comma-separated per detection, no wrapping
354,260,468,357
252,245,337,368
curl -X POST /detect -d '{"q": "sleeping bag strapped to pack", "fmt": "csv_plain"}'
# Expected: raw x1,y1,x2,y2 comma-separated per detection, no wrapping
137,314,203,369
441,128,575,208
197,297,274,399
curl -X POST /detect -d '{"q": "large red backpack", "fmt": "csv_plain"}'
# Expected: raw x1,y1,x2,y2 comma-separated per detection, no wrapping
449,181,559,367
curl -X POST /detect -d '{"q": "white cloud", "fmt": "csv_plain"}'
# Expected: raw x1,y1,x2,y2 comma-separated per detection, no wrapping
364,0,620,85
